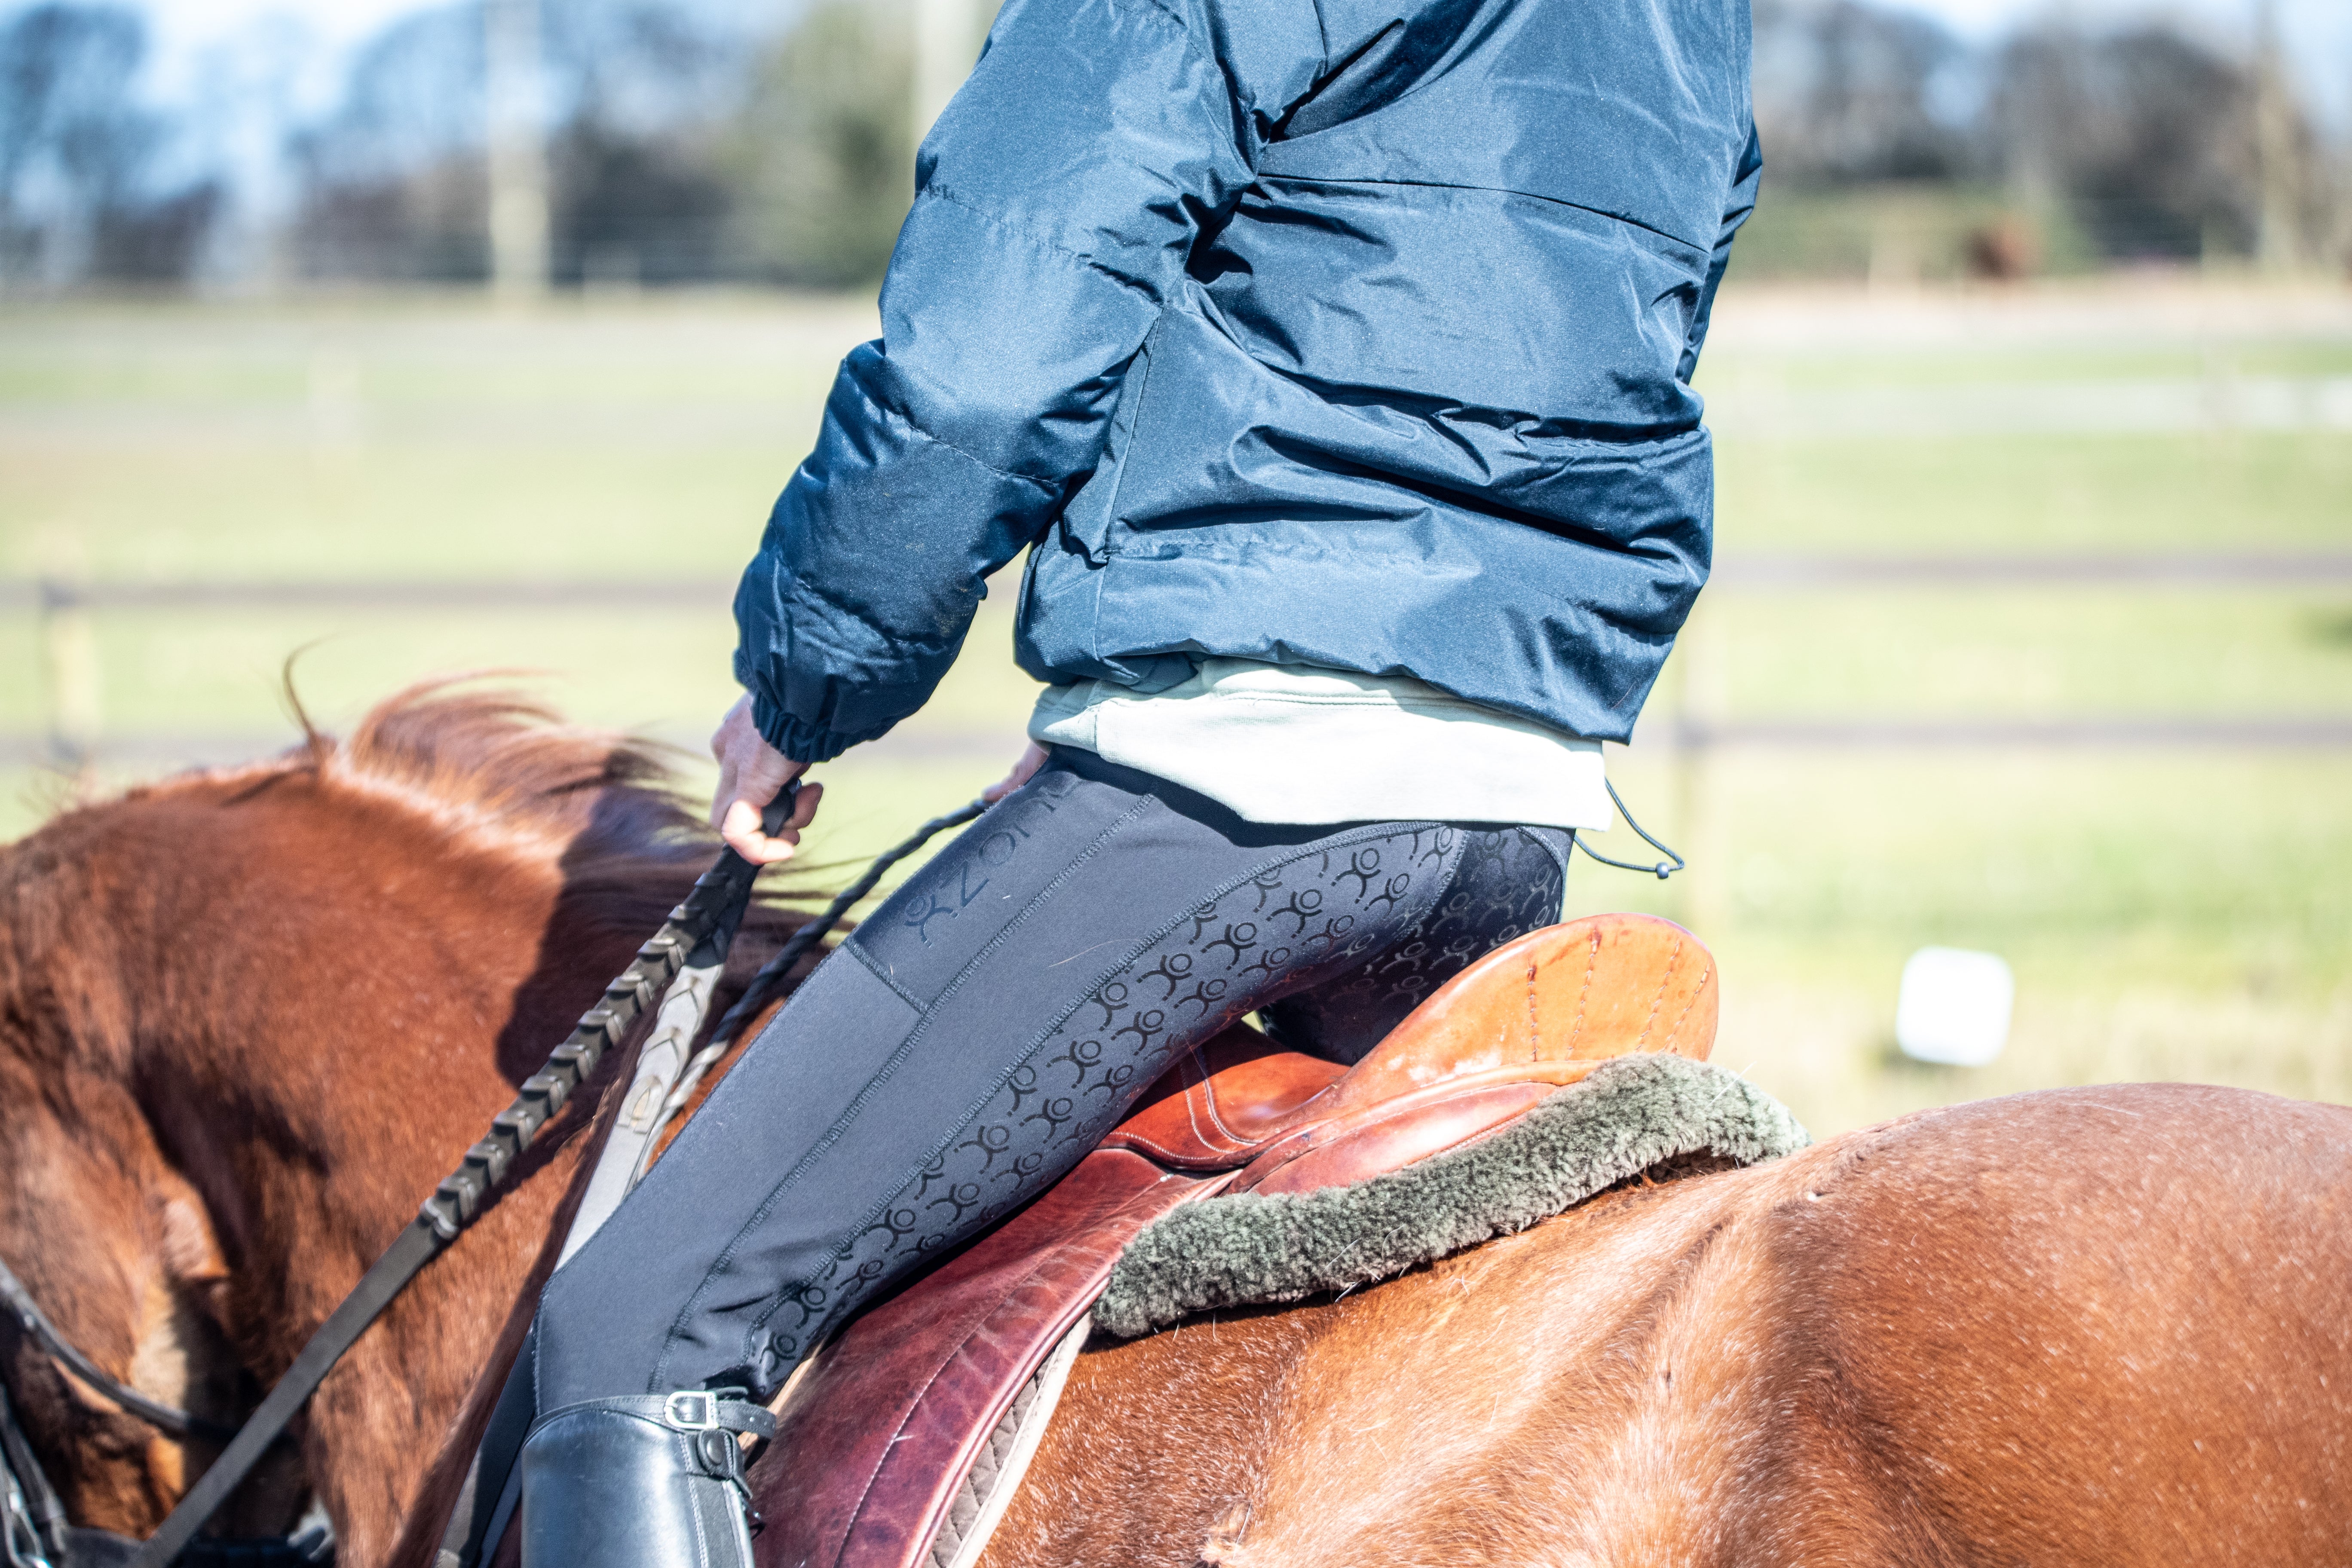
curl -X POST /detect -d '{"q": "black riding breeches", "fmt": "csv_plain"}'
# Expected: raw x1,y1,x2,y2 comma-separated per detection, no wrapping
532,748,1568,1409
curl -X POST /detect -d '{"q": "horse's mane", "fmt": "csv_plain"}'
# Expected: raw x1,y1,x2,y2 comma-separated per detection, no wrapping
6,677,747,971
271,677,711,871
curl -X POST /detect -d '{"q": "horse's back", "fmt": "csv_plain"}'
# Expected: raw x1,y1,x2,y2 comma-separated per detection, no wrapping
1734,1082,2352,1565
995,1083,2352,1568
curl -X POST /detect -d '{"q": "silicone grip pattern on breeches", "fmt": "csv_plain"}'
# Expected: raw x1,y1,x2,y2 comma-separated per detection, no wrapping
736,823,1565,1387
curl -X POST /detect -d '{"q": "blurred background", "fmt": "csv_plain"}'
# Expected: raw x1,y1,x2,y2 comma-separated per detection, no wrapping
1,0,2346,1137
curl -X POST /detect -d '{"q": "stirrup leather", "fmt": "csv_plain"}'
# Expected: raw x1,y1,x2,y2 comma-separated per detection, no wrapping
519,1390,776,1568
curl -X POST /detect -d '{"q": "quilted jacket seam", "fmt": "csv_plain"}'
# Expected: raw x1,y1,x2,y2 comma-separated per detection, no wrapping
1252,171,1710,254
918,182,1164,306
779,573,956,663
870,366,1077,488
1116,0,1186,32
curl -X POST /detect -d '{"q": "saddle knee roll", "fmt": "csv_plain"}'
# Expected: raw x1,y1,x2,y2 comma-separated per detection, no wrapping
519,1391,775,1568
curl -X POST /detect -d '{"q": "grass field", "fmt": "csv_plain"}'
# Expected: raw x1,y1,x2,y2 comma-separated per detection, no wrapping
3,280,2348,1138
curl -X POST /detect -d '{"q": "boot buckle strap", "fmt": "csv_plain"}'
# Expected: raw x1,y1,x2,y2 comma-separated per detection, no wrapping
663,1391,720,1431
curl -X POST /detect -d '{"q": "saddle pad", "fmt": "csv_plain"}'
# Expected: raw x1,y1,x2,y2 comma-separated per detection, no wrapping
1097,1053,1811,1337
926,1318,1088,1568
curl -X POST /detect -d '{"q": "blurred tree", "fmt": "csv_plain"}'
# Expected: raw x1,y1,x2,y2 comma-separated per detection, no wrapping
287,0,912,288
551,118,729,284
12,0,2333,291
287,4,487,280
721,0,913,289
1986,21,2321,263
1739,1,2339,278
545,0,738,284
0,2,219,286
1752,0,1972,186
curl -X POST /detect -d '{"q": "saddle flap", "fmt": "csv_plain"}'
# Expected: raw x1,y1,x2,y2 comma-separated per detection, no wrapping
752,1149,1225,1568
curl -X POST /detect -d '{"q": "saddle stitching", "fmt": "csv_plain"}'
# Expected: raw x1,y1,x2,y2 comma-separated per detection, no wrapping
1565,928,1601,1055
1659,966,1712,1052
1523,956,1541,1063
1110,1130,1195,1162
1176,1051,1225,1154
1196,1062,1248,1151
1632,937,1684,1049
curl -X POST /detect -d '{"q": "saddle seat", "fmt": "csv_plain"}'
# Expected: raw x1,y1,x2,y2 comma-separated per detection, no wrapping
750,913,1717,1568
1105,908,1719,1195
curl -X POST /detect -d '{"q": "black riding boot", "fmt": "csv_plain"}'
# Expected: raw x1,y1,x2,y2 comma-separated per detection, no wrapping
518,1390,774,1568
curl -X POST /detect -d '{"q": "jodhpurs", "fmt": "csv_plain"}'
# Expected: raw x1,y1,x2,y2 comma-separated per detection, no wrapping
533,748,1568,1409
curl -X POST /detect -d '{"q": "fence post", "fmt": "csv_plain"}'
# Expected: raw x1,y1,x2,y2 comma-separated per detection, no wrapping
37,576,102,777
485,0,549,298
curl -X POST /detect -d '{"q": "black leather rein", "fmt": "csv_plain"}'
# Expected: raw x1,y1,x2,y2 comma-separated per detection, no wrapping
0,1260,232,1445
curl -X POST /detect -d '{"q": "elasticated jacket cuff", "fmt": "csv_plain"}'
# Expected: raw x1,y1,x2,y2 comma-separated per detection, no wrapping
751,692,877,765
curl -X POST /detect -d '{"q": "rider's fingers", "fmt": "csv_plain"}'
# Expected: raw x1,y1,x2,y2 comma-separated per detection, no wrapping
720,796,797,864
709,695,810,857
982,742,1050,804
785,779,823,833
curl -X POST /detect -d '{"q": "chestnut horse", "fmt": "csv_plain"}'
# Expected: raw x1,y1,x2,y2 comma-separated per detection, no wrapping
1,686,2346,1568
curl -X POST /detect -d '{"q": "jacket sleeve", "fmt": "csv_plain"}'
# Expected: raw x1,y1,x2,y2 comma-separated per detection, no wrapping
1678,122,1762,386
733,0,1262,763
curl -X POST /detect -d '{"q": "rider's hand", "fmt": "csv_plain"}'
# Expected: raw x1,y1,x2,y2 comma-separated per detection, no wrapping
983,741,1048,804
710,694,822,864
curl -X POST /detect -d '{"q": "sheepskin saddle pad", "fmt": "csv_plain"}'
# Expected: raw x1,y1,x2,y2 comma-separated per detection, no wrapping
1094,1050,1810,1337
751,916,1808,1568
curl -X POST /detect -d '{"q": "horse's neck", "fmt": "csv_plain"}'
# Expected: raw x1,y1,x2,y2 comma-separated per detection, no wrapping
178,870,621,1565
7,782,625,1565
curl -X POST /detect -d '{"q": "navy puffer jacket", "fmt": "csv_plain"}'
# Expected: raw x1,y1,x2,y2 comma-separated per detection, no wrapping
735,0,1760,763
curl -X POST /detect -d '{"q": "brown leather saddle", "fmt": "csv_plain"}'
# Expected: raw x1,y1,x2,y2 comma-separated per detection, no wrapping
748,912,1717,1568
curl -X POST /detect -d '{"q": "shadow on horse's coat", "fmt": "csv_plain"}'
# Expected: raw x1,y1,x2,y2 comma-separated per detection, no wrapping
1,684,2346,1568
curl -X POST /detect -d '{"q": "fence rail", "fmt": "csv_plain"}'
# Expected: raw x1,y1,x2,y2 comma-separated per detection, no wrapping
7,553,2352,614
0,578,735,612
6,554,2352,770
1713,553,2352,587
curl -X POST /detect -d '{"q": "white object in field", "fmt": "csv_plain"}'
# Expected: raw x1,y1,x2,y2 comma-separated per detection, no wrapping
1895,947,2014,1067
